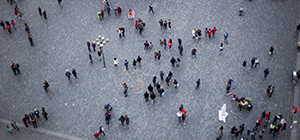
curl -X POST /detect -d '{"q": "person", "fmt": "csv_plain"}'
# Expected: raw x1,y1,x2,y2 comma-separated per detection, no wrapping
123,83,128,97
148,84,153,94
168,39,172,49
163,38,167,49
42,10,47,19
191,48,197,57
266,112,271,122
6,125,12,133
113,58,118,67
159,19,163,29
224,32,228,44
144,41,149,50
89,54,93,64
239,124,244,134
156,82,161,90
168,71,173,80
24,22,30,33
158,87,164,97
178,45,183,56
137,56,142,67
43,80,50,93
11,120,19,130
65,69,71,82
0,20,5,30
118,115,125,125
296,24,300,33
216,131,223,140
11,20,16,29
132,59,137,69
291,106,299,117
170,57,176,67
154,50,158,60
160,71,164,81
34,109,40,119
124,60,129,70
231,126,237,136
117,6,122,15
41,107,48,120
28,33,34,46
22,118,28,127
251,57,255,68
120,27,125,37
144,91,149,102
264,68,269,79
168,19,171,30
149,4,154,13
176,58,181,66
226,84,231,95
72,68,78,80
165,77,170,87
158,51,161,60
125,115,129,125
98,50,102,61
6,25,11,34
99,126,106,136
150,92,156,104
105,112,111,124
31,118,37,128
212,27,217,37
173,79,179,89
24,114,31,124
182,114,186,125
179,104,184,111
58,0,63,6
208,29,212,38
242,60,247,70
195,79,201,90
270,45,274,55
127,9,131,20
220,43,224,53
94,131,101,140
239,6,244,16
247,104,253,112
177,111,182,122
269,86,275,97
254,58,259,68
131,9,135,19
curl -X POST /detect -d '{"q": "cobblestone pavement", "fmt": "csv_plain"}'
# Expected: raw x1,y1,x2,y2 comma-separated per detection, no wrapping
0,0,300,140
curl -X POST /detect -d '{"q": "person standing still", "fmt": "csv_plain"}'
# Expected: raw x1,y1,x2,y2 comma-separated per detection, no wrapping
150,92,156,104
177,111,182,122
153,75,157,86
242,60,247,70
72,68,78,80
118,115,125,125
11,120,19,130
125,115,129,125
158,51,161,60
0,20,5,30
159,19,163,29
212,27,217,38
86,41,91,52
264,68,269,79
224,32,228,44
113,58,118,67
11,20,16,29
6,26,11,34
195,79,200,90
269,45,274,55
99,126,106,136
43,80,50,93
38,7,42,16
251,57,255,68
41,107,48,121
269,86,275,97
28,33,34,46
124,60,129,70
92,42,96,52
65,69,71,82
42,10,47,19
168,19,171,30
144,91,149,102
254,58,259,68
31,118,37,128
149,4,154,13
160,71,164,81
220,43,224,53
89,54,93,64
137,56,142,67
34,109,40,119
24,22,30,33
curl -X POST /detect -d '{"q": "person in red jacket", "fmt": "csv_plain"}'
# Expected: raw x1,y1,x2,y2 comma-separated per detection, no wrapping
213,27,217,38
208,29,212,38
117,6,122,15
14,10,20,19
168,39,172,49
266,112,271,122
6,26,11,34
291,106,299,117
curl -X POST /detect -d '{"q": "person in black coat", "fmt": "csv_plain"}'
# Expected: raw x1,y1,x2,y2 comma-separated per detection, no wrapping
150,92,156,104
148,84,153,94
144,91,149,102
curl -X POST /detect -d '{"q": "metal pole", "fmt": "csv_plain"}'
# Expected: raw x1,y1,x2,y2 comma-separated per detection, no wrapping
102,50,106,68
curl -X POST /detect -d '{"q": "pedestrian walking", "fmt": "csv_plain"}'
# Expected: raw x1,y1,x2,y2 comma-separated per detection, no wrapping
22,118,28,127
43,80,50,93
5,21,11,27
6,26,11,34
261,111,266,119
24,22,30,33
42,10,47,19
154,50,158,60
158,87,164,97
132,59,137,69
24,114,30,124
41,107,48,120
224,32,228,44
163,38,167,49
0,20,5,30
195,79,201,90
208,29,212,38
170,57,176,67
254,58,259,68
291,106,299,117
10,62,19,75
269,45,274,55
242,60,247,70
239,124,244,134
127,9,132,20
14,9,20,19
113,58,118,67
58,0,63,6
191,48,197,57
144,91,149,102
150,92,156,104
178,45,183,56
34,109,40,119
19,11,25,20
168,19,171,30
178,37,182,45
213,27,217,38
182,114,186,125
94,131,101,140
259,129,265,139
264,68,269,79
11,20,16,29
11,120,19,130
105,112,111,124
149,4,154,13
38,7,42,16
173,79,179,89
124,60,129,70
168,71,173,80
266,112,271,122
177,111,182,122
86,41,92,52
120,27,125,37
92,41,96,52
28,33,34,46
219,43,224,53
65,69,71,82
176,58,181,66
165,77,170,87
144,40,149,50
89,54,93,64
153,75,157,86
123,83,128,97
251,57,255,68
99,126,106,136
6,125,12,133
163,20,167,29
168,39,172,49
148,84,153,93
107,4,111,16
72,68,78,80
159,19,163,29
204,28,208,38
179,104,184,111
125,115,129,125
160,71,164,81
31,118,37,128
118,115,125,125
137,56,142,67
158,51,161,60
98,50,102,61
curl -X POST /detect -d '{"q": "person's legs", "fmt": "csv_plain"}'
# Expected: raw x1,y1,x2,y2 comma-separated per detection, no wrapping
138,62,141,67
133,65,136,69
16,68,20,74
99,56,102,61
151,99,153,104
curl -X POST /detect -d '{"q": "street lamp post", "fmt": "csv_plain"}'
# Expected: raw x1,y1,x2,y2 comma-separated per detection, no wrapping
100,44,106,68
